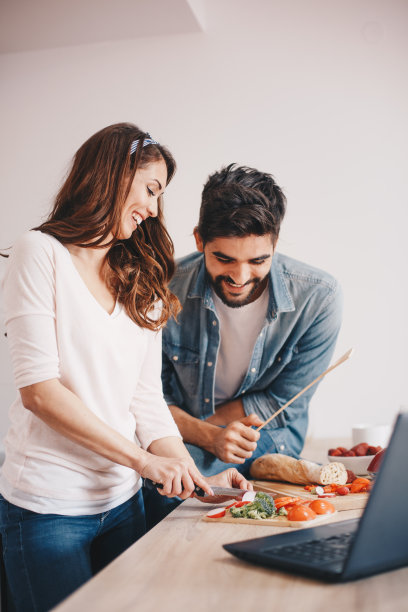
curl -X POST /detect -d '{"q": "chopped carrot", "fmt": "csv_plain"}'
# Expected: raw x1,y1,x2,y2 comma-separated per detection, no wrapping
274,497,300,509
350,482,366,493
351,477,371,485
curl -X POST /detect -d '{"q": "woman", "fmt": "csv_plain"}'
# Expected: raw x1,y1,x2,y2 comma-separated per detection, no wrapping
0,123,250,611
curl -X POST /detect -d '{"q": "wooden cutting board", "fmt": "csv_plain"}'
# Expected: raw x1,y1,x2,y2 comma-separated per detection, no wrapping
251,480,369,511
203,508,336,528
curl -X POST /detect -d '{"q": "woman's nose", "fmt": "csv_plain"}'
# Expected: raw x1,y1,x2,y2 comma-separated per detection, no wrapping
146,198,159,218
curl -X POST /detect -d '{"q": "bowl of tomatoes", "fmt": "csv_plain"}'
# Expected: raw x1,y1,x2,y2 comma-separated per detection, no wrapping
327,442,383,475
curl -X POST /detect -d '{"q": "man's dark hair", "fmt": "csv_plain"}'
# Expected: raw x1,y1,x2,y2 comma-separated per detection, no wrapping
197,164,286,245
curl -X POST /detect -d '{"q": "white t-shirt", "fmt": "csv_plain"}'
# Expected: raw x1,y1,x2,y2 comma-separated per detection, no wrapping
213,287,269,404
0,231,181,515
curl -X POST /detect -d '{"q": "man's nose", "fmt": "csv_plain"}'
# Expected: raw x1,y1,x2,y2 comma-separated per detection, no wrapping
229,264,251,285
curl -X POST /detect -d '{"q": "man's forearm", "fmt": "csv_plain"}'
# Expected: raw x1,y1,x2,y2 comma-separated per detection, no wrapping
206,398,245,425
168,405,219,453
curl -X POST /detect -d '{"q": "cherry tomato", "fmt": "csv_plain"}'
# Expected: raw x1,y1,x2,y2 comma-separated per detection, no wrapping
287,505,317,522
309,499,335,515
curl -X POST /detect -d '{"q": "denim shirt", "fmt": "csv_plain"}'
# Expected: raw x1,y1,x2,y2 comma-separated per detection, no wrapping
162,251,343,458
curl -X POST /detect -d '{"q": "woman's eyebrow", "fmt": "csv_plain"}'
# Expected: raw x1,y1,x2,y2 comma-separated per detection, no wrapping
151,178,163,190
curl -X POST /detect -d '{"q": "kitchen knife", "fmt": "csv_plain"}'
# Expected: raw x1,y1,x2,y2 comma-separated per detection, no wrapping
143,478,249,497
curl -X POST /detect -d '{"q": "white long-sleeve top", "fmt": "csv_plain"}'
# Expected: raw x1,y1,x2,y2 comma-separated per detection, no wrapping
0,230,181,515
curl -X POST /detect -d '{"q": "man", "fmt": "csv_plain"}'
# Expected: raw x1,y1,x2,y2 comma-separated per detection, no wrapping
161,164,343,478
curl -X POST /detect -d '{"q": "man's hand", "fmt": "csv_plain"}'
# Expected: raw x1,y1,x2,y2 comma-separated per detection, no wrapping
211,414,264,463
195,467,253,504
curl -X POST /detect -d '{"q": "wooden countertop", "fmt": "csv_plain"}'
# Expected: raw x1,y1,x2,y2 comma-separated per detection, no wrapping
54,439,408,612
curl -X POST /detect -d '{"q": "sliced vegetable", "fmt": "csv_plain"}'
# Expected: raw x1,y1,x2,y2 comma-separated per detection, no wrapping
274,496,301,509
206,507,227,518
309,499,335,514
287,505,317,522
242,491,257,503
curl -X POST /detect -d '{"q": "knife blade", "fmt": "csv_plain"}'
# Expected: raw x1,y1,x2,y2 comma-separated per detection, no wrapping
143,478,249,498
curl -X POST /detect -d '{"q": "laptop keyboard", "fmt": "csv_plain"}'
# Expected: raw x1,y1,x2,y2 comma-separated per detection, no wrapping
262,532,355,564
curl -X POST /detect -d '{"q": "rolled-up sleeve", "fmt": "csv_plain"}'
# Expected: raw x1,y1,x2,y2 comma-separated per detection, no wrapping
2,232,60,389
130,328,181,450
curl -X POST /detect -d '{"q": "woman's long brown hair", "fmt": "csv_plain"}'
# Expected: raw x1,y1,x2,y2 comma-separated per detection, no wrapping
34,122,180,330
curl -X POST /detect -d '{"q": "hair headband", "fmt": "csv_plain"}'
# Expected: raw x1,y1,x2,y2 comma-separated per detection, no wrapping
130,133,159,155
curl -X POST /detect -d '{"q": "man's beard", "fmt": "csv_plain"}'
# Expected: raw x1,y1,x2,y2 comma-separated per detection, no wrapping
210,274,267,308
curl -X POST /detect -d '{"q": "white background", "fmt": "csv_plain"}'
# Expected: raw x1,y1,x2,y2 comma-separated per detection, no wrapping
1,0,407,450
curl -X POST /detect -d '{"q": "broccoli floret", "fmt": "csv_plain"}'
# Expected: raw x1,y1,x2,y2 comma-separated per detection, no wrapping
254,491,276,516
230,505,246,518
229,492,276,520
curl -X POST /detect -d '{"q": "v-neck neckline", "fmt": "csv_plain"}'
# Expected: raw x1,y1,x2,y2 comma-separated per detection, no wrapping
61,243,120,318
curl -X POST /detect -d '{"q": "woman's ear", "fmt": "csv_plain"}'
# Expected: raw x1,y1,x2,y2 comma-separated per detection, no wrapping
193,228,204,253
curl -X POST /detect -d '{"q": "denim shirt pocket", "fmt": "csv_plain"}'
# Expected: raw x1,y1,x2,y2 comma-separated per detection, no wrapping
163,341,201,397
266,344,298,378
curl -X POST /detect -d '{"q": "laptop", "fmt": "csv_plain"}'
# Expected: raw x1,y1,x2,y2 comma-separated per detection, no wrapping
224,411,408,582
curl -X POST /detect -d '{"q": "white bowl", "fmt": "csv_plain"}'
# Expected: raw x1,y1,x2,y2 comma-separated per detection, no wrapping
327,454,373,476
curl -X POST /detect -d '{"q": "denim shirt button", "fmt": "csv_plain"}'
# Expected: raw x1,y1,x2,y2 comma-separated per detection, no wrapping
212,320,217,326
277,357,281,362
207,361,213,367
172,355,179,361
204,398,210,403
279,444,285,451
251,367,256,373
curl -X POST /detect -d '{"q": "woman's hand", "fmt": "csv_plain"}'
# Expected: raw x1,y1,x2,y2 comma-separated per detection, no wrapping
195,467,253,504
139,453,213,500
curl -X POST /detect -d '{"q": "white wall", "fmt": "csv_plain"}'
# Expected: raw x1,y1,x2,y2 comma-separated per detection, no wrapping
1,0,407,446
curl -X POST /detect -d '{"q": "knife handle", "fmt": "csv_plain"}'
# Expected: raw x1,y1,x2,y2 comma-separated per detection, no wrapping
143,478,205,497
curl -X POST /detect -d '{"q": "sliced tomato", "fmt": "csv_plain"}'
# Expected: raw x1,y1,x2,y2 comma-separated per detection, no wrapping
206,507,227,518
287,505,317,522
309,499,336,514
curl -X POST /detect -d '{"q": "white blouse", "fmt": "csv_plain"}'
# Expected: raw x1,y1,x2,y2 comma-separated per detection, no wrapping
0,230,181,515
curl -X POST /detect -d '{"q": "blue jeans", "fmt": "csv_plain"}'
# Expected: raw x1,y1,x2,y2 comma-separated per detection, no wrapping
0,490,146,612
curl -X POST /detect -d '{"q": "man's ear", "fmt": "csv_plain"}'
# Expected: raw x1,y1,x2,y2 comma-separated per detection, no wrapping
193,228,204,253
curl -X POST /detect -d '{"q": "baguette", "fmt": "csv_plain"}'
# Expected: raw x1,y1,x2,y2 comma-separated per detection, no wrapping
250,453,347,485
